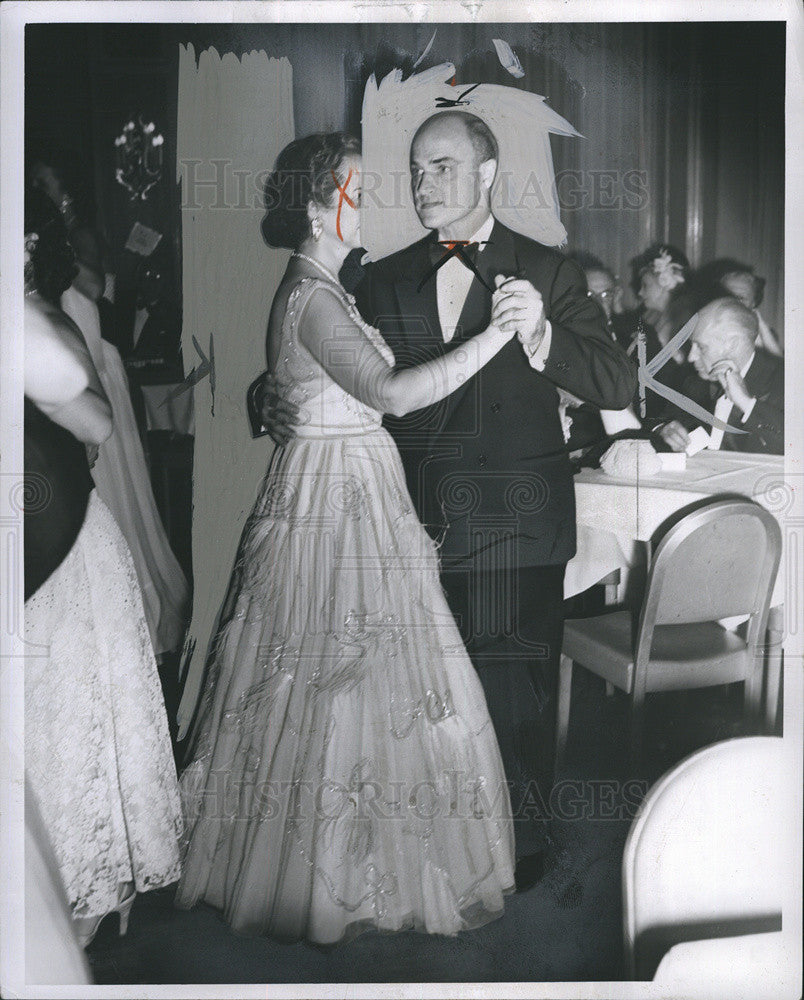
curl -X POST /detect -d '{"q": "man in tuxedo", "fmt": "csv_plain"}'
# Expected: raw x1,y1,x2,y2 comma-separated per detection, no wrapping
655,297,783,455
254,111,636,885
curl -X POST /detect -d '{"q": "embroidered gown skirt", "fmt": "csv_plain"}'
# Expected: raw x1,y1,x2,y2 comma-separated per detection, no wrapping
176,280,515,944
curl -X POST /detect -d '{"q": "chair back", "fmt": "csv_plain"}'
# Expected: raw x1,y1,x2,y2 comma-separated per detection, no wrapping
622,737,791,980
637,498,781,648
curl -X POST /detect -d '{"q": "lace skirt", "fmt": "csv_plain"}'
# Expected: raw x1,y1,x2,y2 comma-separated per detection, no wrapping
25,491,183,920
176,428,515,943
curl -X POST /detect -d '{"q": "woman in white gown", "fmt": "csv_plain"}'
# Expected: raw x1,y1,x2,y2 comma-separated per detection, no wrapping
30,153,190,656
24,190,183,948
176,134,517,943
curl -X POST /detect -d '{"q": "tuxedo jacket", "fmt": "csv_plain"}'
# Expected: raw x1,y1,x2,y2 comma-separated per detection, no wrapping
658,349,784,455
352,221,637,570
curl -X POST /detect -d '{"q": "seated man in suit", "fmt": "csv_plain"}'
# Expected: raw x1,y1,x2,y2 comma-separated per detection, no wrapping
654,297,783,455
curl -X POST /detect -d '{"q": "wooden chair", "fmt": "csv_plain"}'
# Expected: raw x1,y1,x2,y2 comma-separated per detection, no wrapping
622,736,789,981
556,499,782,767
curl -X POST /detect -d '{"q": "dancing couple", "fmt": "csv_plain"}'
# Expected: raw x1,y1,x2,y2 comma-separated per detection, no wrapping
177,112,635,943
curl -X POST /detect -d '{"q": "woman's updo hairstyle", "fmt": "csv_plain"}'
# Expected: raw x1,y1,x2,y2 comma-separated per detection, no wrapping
25,186,78,305
261,132,361,250
630,242,690,297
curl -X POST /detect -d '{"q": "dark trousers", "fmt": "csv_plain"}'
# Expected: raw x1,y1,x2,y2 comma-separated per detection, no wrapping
441,563,566,853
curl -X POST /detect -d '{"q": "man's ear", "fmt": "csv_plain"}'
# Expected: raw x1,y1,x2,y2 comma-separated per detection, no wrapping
478,158,497,191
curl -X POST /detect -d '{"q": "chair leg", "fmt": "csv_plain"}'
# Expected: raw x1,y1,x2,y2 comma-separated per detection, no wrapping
601,573,620,696
764,607,784,732
744,661,764,730
628,690,645,770
555,654,573,773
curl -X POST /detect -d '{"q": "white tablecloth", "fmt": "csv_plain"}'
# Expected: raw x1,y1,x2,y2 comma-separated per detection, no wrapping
566,451,785,608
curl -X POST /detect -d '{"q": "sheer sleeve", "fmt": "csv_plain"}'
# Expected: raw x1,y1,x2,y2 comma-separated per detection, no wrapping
296,281,395,409
297,280,512,418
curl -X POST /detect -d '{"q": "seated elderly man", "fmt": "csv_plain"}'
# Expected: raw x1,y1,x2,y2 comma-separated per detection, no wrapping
654,297,783,455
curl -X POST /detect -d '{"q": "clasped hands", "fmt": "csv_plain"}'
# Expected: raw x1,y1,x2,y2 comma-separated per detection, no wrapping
490,275,548,355
259,275,546,445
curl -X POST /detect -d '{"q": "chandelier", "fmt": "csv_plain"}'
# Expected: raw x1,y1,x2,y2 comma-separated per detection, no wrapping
114,115,164,201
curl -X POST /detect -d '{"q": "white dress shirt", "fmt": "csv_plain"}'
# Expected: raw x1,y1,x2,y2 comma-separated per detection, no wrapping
708,352,756,450
435,214,552,370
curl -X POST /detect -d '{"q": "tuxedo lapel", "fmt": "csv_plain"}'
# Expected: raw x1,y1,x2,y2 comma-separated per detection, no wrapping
453,222,520,342
394,236,444,356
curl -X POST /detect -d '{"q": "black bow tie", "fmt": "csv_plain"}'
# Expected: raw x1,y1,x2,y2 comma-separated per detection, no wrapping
419,239,493,293
427,239,481,268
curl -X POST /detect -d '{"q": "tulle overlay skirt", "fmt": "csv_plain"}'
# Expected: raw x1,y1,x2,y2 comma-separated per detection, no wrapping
176,428,515,943
91,339,190,655
61,286,190,656
25,492,183,920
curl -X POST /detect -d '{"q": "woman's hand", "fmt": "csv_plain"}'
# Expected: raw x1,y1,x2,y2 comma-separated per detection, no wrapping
488,281,521,340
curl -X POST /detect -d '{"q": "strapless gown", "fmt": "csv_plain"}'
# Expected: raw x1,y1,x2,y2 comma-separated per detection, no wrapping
175,277,514,943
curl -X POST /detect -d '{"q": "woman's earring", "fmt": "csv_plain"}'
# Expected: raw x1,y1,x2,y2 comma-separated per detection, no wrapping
311,217,323,241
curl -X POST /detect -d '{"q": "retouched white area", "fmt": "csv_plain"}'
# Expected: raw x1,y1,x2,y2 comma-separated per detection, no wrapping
361,63,581,261
175,44,294,739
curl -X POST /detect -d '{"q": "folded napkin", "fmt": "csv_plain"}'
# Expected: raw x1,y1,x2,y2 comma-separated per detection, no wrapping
600,438,662,479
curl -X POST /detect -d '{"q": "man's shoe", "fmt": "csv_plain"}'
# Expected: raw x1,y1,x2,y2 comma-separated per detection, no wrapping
514,852,545,893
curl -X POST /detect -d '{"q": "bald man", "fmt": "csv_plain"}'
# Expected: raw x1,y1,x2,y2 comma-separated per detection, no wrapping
655,297,784,455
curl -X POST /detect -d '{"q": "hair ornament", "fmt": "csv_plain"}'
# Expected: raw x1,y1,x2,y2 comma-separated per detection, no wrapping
24,230,40,263
651,247,685,291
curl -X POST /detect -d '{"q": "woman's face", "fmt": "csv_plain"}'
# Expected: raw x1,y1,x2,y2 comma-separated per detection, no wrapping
638,270,669,314
721,272,757,310
31,162,65,207
320,153,362,250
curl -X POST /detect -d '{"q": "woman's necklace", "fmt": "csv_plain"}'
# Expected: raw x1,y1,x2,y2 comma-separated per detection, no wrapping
292,251,341,287
291,250,365,331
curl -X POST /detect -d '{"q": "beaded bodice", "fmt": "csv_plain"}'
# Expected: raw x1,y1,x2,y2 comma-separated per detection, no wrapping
274,278,395,437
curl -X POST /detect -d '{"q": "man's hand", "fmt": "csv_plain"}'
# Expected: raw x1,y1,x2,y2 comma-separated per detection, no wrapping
258,372,299,447
658,419,691,453
709,359,756,415
493,275,547,354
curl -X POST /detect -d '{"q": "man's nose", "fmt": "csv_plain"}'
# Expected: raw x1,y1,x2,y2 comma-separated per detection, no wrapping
414,172,434,197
